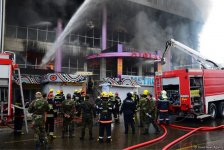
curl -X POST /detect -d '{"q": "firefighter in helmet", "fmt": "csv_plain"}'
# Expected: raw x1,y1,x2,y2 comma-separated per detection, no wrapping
45,90,57,139
54,90,63,114
108,92,117,122
96,92,114,143
157,90,170,125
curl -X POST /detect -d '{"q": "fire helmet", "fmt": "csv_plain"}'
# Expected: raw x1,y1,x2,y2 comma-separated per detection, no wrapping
109,92,113,97
56,90,60,95
161,90,168,99
143,90,149,96
49,88,54,92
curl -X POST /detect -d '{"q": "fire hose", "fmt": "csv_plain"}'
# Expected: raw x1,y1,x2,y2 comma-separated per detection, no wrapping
123,124,224,150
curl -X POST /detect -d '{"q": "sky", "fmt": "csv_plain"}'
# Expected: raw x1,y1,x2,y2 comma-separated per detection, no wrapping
199,1,224,65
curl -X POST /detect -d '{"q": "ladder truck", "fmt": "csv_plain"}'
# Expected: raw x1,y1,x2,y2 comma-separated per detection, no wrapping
154,39,224,119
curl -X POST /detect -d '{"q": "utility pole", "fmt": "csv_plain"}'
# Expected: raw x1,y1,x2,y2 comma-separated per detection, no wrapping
0,0,6,53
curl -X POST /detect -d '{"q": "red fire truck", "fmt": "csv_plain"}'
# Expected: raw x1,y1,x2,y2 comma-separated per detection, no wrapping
154,39,224,119
0,52,28,133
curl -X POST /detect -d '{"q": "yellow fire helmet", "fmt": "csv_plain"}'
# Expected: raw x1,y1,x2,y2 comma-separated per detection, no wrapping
56,90,61,95
74,89,78,93
109,92,113,97
102,92,109,98
143,90,149,96
49,88,54,92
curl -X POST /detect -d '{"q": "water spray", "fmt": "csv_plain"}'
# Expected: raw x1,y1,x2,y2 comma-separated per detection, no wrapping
40,0,100,67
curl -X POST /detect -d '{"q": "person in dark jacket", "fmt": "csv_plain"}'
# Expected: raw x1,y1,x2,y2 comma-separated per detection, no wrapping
120,93,136,134
79,94,96,140
14,95,24,135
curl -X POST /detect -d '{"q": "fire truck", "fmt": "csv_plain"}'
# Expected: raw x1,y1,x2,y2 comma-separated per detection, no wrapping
0,52,28,132
154,39,224,119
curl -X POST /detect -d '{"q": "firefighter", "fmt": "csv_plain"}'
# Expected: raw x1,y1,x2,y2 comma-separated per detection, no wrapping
145,93,160,134
74,89,82,114
54,90,63,114
61,93,76,138
132,91,139,126
72,90,78,100
28,92,49,149
114,92,121,123
60,90,65,102
139,90,152,134
47,89,54,99
120,92,136,134
14,95,24,135
157,90,170,125
79,94,96,140
96,92,114,143
45,91,57,139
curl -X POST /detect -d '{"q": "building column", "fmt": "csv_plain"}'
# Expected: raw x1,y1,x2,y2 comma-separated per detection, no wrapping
100,5,107,80
138,61,143,76
55,19,63,73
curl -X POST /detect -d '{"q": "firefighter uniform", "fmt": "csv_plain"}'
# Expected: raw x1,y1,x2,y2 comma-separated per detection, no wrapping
132,92,139,126
45,92,57,138
120,93,136,134
54,90,63,114
96,92,114,143
157,90,170,125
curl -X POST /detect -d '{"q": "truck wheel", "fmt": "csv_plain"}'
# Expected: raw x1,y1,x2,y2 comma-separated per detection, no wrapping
209,103,217,119
218,102,224,118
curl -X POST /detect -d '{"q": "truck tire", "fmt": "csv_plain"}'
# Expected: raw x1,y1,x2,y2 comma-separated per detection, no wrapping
218,102,224,118
208,103,217,119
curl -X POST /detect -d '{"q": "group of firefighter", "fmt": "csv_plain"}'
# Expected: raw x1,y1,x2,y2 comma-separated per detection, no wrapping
15,88,170,149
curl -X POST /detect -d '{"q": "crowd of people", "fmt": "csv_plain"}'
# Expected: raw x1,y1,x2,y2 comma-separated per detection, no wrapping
14,88,170,150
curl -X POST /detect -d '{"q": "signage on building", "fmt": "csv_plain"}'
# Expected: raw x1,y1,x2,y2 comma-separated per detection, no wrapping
75,72,93,76
121,75,154,86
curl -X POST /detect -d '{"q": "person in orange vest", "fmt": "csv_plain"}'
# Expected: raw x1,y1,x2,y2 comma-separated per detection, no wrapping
96,92,114,143
157,90,170,125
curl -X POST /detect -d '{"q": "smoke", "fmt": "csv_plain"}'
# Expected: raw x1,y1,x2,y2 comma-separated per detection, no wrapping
199,1,224,65
6,0,82,26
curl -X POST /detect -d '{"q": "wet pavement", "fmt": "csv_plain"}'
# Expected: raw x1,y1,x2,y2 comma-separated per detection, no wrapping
0,117,224,150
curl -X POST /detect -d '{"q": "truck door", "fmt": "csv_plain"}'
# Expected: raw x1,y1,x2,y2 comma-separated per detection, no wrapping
190,77,204,114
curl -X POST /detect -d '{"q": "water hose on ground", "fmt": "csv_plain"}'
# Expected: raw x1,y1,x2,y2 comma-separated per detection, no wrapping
123,124,224,150
123,124,167,150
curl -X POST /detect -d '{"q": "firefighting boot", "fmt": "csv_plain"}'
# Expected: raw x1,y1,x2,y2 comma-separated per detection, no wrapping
106,138,112,143
49,132,56,139
98,138,104,143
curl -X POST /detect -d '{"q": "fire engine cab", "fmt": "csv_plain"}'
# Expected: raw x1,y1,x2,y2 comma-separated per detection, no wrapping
154,39,224,119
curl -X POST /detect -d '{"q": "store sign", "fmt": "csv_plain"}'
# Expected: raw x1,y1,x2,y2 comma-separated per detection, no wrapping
121,75,154,86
